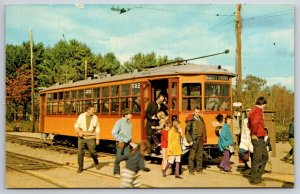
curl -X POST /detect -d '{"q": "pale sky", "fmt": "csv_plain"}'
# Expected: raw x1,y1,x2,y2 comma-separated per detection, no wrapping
6,4,294,91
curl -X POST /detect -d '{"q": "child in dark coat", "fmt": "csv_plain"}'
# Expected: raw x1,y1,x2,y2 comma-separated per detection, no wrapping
117,141,151,188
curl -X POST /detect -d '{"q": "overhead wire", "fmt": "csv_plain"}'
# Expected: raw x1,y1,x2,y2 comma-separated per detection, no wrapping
208,12,235,31
208,9,293,31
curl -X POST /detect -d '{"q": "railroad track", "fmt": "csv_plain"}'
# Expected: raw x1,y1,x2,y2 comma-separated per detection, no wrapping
6,151,152,188
6,134,115,158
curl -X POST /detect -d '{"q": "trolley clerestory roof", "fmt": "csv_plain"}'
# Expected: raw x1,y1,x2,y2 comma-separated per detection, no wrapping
40,63,235,92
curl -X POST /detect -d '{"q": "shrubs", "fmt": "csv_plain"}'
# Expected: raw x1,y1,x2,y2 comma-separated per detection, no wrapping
6,121,39,132
275,124,289,142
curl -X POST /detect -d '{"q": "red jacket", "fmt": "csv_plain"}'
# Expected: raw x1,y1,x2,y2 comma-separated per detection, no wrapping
248,106,266,137
161,129,168,148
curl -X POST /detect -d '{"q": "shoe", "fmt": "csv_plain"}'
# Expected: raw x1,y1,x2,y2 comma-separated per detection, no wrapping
189,171,195,175
114,174,120,178
250,181,266,186
196,170,206,174
77,169,83,173
242,166,251,171
175,175,183,179
95,163,100,170
162,170,166,177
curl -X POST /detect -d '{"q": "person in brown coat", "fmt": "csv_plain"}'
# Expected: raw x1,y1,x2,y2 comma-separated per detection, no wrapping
185,106,207,174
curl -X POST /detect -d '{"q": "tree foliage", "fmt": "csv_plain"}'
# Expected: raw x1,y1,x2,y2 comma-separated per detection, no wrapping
124,52,168,72
6,39,294,126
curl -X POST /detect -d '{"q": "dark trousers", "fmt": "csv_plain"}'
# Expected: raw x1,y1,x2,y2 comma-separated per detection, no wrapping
251,138,268,183
188,137,203,172
78,138,99,170
114,143,130,175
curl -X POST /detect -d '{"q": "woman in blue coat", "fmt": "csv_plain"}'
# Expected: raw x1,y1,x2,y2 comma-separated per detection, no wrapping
218,115,234,172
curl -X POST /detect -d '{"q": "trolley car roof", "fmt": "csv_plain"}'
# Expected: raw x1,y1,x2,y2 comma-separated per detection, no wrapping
40,63,235,92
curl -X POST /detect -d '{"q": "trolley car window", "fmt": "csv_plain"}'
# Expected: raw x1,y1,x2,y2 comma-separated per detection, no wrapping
111,86,119,97
77,101,84,113
132,97,141,113
121,84,130,96
64,101,71,113
78,90,84,99
71,101,76,113
93,88,100,98
64,91,69,100
182,83,202,111
71,91,76,99
85,89,92,99
59,92,63,100
132,83,140,95
102,87,109,98
94,99,100,113
111,98,119,113
52,102,58,113
53,93,58,101
58,102,63,113
101,99,109,113
121,98,130,111
47,94,52,101
47,103,52,114
205,83,230,111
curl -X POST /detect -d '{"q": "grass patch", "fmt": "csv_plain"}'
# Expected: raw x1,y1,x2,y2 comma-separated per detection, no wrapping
6,120,39,132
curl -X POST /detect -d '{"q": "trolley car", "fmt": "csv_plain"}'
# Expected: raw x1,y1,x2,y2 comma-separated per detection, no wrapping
39,63,235,158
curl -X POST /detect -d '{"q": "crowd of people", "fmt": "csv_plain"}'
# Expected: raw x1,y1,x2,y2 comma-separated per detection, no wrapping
73,95,294,188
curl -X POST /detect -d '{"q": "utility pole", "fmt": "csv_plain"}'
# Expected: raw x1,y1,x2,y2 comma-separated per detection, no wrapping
30,30,35,133
85,60,87,79
235,4,242,103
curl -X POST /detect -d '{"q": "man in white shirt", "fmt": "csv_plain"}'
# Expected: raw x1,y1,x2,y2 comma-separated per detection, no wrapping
74,106,100,173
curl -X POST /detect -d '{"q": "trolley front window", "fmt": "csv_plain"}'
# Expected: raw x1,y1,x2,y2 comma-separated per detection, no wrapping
205,83,230,111
182,83,202,111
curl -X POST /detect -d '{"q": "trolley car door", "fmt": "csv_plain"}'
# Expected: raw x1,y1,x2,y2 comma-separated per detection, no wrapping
168,78,179,122
141,81,151,139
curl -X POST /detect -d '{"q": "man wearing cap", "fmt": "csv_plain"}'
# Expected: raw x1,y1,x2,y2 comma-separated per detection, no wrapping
248,96,268,186
112,108,133,177
74,105,100,173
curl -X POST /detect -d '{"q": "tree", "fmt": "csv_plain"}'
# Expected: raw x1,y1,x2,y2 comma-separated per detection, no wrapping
123,52,169,72
241,75,267,108
6,64,32,121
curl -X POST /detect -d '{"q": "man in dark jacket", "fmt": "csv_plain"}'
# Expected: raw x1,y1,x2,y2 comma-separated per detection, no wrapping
145,94,168,146
185,106,207,174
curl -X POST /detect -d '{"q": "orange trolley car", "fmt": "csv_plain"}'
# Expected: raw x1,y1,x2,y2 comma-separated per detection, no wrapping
39,63,235,158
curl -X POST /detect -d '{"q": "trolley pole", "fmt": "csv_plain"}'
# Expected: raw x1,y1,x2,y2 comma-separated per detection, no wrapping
30,30,35,133
235,4,242,103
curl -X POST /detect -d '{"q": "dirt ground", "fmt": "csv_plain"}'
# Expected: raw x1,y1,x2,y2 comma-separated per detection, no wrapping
5,132,295,188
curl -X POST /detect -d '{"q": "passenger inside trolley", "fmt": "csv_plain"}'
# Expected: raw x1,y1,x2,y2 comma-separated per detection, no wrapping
206,93,220,111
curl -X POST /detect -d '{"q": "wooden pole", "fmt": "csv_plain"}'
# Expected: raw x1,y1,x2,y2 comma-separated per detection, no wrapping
235,4,242,103
85,60,87,79
30,30,35,133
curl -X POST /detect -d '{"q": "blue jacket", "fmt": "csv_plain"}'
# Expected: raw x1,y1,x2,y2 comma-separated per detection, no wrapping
218,123,234,152
112,117,132,143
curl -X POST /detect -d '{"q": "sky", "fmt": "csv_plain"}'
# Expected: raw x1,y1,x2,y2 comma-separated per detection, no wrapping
5,4,294,91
